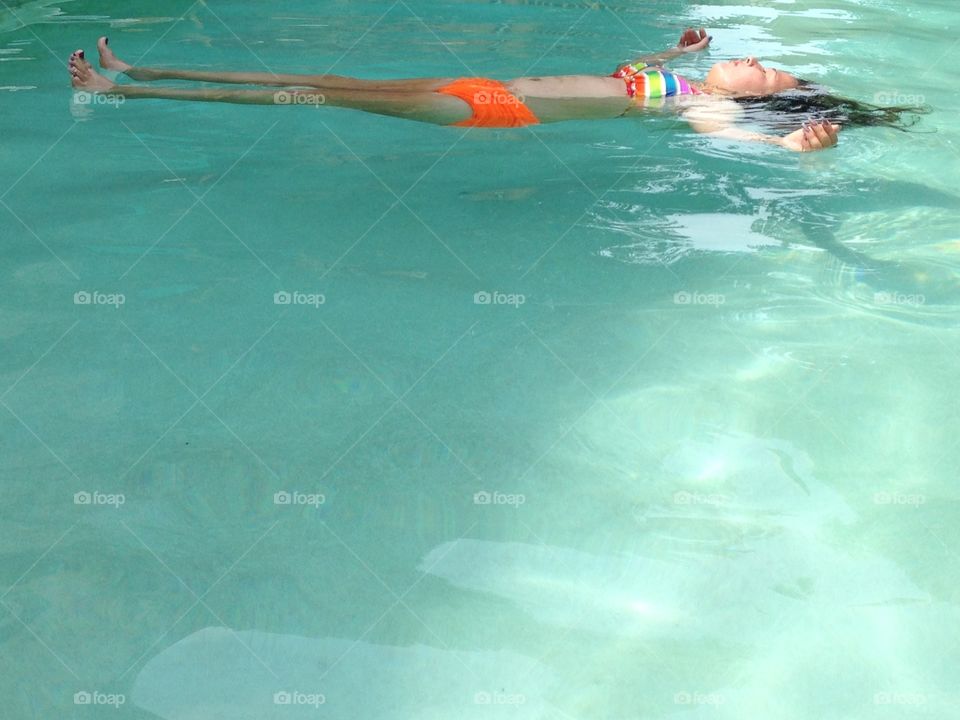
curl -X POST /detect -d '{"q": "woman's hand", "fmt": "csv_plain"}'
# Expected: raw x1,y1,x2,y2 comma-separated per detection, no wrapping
781,120,842,151
677,28,711,53
619,28,710,72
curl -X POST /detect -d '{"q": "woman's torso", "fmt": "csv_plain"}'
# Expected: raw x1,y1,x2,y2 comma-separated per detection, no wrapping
507,71,703,122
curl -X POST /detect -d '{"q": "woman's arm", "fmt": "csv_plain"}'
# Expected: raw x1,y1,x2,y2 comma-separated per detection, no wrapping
680,98,842,152
618,28,710,70
695,123,841,150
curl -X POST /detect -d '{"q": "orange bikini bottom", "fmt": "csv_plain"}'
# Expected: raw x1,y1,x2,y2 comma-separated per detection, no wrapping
435,78,540,128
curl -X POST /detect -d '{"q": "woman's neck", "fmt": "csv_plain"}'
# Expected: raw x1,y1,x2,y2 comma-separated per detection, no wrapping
696,82,744,97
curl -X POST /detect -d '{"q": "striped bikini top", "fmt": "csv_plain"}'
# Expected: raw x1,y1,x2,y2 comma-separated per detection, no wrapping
612,64,702,104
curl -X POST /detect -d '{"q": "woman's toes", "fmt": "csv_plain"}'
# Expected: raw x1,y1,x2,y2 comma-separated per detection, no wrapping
97,35,131,71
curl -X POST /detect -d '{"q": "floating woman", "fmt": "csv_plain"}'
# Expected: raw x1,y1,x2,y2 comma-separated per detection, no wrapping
69,29,926,152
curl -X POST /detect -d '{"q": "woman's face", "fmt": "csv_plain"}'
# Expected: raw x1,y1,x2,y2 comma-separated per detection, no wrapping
705,57,800,96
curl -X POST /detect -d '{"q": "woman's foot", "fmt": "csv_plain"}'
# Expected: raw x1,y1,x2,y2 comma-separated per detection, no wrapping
68,49,114,92
97,36,131,73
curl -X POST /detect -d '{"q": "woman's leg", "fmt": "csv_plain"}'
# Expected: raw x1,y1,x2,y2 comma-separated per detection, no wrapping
70,51,471,125
97,36,447,92
117,84,472,125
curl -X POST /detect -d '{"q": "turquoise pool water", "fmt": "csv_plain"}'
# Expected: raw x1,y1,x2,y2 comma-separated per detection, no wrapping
3,0,960,717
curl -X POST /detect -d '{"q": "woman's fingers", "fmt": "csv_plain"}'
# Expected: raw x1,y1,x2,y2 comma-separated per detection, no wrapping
783,121,841,152
799,120,841,151
679,27,711,50
826,121,841,144
805,122,828,150
801,124,821,150
812,120,839,147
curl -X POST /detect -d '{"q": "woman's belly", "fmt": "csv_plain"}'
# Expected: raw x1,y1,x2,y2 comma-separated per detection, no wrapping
507,75,633,121
507,74,627,99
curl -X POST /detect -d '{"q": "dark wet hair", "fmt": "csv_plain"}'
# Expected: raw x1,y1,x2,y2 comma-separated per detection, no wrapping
734,82,932,132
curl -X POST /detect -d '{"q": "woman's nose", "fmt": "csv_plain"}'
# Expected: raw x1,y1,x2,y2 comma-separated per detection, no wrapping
745,56,757,66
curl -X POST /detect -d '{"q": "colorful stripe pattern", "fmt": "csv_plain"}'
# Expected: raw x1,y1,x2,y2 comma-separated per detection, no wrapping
612,64,701,105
